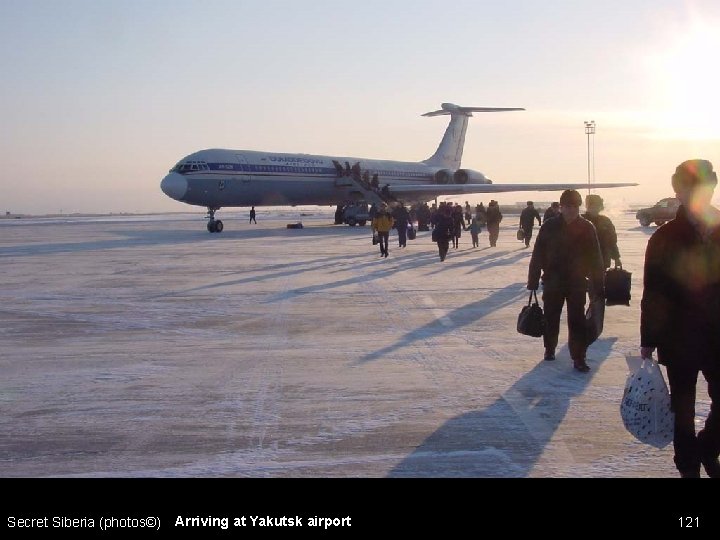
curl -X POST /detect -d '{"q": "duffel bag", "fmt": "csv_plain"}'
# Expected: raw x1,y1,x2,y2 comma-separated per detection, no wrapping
605,262,631,306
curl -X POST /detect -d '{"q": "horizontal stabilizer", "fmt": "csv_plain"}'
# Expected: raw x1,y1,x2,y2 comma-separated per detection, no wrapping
422,103,525,117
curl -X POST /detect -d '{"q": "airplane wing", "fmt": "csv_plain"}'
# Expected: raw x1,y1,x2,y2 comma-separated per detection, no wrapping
388,182,638,201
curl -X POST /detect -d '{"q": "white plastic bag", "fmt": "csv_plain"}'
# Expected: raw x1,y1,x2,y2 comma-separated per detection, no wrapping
620,357,674,448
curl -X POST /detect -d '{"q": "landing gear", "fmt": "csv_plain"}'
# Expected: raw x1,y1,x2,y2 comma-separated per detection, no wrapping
206,207,223,233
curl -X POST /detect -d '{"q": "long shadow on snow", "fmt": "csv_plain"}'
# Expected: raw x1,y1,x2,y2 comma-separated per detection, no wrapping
356,283,528,364
388,337,616,477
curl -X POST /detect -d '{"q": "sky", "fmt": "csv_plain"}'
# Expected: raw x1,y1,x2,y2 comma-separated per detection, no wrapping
2,0,720,214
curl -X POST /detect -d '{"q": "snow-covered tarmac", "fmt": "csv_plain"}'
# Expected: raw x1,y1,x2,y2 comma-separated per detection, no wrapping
1,208,710,479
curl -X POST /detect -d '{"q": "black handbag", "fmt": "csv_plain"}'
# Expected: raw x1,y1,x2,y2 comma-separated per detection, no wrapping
407,226,417,240
432,226,448,242
605,262,631,306
516,228,525,241
372,232,378,245
585,297,605,345
517,290,545,337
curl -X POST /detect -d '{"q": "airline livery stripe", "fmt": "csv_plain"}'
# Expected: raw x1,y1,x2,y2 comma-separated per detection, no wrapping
204,163,430,179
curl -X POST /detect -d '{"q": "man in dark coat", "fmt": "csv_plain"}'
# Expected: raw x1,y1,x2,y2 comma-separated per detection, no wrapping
640,159,720,478
527,189,604,372
582,194,621,268
392,203,410,248
451,204,464,249
485,200,503,247
432,203,453,261
543,202,560,223
475,202,487,234
519,201,542,248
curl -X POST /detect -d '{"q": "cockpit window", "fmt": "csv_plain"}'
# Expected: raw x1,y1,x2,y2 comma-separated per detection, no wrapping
170,160,209,173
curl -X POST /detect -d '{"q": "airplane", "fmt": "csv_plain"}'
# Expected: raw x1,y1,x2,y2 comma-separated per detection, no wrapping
160,103,637,232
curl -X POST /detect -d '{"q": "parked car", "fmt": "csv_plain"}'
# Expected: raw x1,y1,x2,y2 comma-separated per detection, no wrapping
635,197,680,227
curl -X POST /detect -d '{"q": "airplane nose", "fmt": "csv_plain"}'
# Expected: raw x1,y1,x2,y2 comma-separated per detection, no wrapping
161,173,187,201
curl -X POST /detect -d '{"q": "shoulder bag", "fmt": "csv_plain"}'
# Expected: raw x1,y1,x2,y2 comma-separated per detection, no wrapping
517,290,545,337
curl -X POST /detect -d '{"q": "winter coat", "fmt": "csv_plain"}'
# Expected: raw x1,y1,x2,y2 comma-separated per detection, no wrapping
372,212,394,233
528,215,604,295
451,210,464,237
581,212,620,269
486,205,502,226
520,206,541,230
640,205,720,370
432,213,453,243
543,207,559,223
392,206,410,229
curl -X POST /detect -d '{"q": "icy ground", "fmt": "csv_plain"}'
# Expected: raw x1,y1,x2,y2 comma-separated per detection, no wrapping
0,208,711,478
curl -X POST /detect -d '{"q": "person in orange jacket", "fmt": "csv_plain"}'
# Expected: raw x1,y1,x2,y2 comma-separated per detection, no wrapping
371,202,395,258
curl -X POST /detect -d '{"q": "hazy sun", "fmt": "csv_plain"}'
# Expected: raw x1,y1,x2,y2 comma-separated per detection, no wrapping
646,18,720,140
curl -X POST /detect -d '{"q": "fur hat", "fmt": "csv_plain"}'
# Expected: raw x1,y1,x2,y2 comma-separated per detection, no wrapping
671,159,717,193
559,189,582,207
585,194,603,211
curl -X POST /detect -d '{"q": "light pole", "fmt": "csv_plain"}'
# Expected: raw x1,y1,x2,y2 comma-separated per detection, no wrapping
584,120,595,195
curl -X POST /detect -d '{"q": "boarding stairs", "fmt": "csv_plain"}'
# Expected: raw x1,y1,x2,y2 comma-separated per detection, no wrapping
332,160,396,206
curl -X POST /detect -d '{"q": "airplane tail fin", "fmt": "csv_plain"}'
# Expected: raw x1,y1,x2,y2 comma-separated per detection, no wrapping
422,103,524,169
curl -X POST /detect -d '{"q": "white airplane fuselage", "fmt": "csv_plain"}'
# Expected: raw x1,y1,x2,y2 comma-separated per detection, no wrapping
160,148,489,209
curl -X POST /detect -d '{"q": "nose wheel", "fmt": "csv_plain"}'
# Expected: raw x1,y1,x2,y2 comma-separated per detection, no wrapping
206,207,223,233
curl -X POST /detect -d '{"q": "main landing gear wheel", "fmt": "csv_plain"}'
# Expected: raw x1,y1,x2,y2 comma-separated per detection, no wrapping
206,207,223,233
207,219,224,233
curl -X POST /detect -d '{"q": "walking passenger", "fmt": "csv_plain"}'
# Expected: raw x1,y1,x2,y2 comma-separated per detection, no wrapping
543,202,560,223
451,204,464,249
464,201,473,226
371,202,394,258
486,200,503,247
469,217,480,247
582,194,621,268
393,203,410,248
432,203,453,261
476,202,487,232
527,189,605,372
640,159,720,478
519,201,542,248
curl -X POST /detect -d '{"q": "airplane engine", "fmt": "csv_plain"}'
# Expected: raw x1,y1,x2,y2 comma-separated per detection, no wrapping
454,169,491,184
453,170,469,184
433,169,452,184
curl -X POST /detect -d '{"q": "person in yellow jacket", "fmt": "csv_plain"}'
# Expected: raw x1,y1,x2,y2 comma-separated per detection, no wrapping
371,202,395,258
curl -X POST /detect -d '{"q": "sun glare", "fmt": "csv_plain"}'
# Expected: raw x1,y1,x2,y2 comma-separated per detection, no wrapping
647,19,720,140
